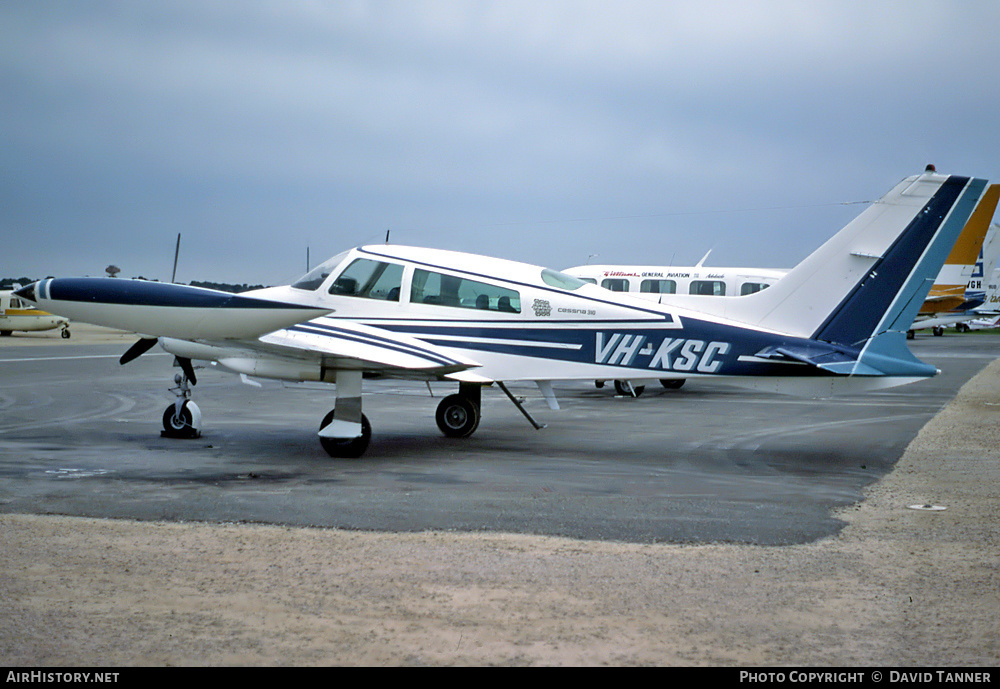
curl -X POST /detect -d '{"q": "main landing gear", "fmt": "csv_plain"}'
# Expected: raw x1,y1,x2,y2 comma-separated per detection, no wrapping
435,383,482,438
316,378,543,458
317,380,488,458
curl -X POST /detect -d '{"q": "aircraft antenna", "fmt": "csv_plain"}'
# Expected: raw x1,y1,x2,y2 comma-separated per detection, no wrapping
386,229,391,244
306,247,310,272
171,234,181,283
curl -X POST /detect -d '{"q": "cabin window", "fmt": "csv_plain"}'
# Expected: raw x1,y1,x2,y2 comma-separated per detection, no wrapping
740,282,771,295
601,278,629,292
640,279,676,294
690,280,726,296
411,269,520,313
329,259,403,301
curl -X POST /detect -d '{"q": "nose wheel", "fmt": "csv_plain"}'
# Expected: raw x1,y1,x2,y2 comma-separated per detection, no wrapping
161,370,201,438
162,400,201,438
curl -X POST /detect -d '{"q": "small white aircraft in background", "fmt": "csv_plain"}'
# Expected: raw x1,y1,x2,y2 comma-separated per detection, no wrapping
951,256,1000,332
0,289,70,338
15,168,991,457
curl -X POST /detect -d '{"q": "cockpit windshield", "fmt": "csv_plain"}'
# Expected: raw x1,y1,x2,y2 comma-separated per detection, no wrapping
291,251,350,291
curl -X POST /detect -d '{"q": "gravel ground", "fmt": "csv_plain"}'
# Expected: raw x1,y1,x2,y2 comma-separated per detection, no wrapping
1,330,998,666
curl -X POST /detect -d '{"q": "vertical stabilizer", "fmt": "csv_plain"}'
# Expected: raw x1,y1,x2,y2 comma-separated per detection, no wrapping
689,171,990,346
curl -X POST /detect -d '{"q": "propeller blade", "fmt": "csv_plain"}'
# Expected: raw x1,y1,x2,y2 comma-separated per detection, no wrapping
120,338,158,365
177,356,197,386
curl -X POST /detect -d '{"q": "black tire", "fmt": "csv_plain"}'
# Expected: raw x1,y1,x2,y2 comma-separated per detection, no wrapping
614,380,645,397
933,326,944,337
162,402,197,438
61,329,71,339
319,409,372,458
435,394,481,438
659,379,685,389
956,323,970,333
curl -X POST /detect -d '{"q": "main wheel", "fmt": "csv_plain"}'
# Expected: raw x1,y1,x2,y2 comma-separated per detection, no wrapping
162,402,199,438
319,409,372,458
435,394,480,438
614,380,645,397
660,379,685,389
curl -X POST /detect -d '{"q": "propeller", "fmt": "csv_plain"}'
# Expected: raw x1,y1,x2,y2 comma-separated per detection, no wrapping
120,338,158,365
120,338,197,385
176,356,197,386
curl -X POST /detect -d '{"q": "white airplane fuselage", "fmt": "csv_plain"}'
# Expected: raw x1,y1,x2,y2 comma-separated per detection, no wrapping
14,170,992,457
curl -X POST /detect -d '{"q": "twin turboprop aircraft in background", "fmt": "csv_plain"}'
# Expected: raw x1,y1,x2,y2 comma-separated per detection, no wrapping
0,289,70,338
15,169,993,457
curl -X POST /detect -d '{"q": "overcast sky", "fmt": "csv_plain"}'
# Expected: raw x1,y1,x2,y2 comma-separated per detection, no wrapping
3,0,1000,284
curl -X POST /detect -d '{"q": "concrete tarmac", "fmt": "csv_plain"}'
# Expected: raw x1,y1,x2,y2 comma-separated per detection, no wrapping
2,323,997,545
2,324,1000,665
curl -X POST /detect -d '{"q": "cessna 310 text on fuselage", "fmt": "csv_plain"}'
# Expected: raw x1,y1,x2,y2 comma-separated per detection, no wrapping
15,168,991,457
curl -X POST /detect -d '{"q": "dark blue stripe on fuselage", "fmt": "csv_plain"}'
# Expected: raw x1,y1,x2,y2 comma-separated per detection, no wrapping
811,176,969,346
377,319,841,377
47,278,320,310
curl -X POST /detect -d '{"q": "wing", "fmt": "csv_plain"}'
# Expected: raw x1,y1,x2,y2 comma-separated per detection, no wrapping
252,317,482,377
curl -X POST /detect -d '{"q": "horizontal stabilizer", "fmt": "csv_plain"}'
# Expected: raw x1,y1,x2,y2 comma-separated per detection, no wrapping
755,341,936,378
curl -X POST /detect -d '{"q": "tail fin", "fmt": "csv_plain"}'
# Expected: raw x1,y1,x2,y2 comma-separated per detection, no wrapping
660,170,992,376
808,174,989,346
675,170,988,339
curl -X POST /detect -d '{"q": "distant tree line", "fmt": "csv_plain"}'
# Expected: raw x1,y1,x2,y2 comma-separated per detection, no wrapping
2,277,266,293
0,277,47,290
188,280,267,293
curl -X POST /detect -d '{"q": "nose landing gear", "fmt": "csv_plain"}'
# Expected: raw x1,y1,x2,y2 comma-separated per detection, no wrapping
161,369,201,439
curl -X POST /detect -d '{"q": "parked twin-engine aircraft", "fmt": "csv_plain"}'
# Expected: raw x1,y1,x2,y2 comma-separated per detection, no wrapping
0,289,70,338
15,169,991,457
564,257,786,298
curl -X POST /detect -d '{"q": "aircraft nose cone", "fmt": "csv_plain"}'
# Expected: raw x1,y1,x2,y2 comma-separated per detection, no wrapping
13,283,37,302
